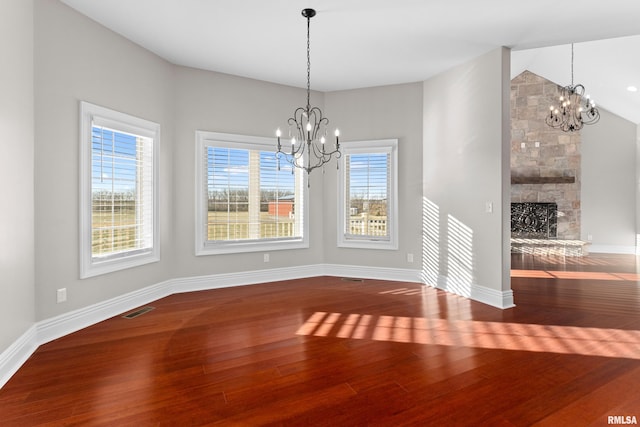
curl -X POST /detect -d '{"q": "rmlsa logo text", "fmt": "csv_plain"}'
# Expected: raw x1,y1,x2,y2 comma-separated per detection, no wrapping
608,415,638,425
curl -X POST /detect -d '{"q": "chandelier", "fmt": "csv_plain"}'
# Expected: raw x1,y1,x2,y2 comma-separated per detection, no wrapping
545,43,600,132
276,8,340,176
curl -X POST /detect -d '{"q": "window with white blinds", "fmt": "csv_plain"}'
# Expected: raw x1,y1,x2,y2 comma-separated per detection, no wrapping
196,131,307,255
80,102,160,278
338,139,398,250
345,152,390,239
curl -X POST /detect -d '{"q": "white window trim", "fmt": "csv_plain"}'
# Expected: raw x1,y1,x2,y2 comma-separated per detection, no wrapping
195,131,309,256
337,138,398,250
79,101,160,278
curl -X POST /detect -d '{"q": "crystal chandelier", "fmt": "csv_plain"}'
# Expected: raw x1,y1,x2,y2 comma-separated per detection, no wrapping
276,8,340,176
545,43,600,132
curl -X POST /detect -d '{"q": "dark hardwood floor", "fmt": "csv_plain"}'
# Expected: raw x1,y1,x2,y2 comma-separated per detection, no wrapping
1,254,639,426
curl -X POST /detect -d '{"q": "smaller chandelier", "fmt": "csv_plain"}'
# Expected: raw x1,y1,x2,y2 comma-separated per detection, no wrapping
546,43,599,132
276,8,341,176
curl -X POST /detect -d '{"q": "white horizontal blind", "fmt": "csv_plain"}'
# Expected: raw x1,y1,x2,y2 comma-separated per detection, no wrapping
345,152,390,240
205,145,300,242
91,125,154,259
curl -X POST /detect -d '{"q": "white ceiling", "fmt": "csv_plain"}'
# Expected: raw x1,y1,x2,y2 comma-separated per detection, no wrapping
60,0,640,124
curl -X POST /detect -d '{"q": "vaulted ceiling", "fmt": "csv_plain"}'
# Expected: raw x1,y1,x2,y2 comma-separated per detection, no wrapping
60,0,640,123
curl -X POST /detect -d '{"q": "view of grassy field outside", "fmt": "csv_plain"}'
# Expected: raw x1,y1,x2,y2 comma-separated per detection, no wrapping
92,204,386,250
92,200,138,256
90,135,390,254
205,145,301,242
207,211,295,240
90,167,388,252
91,122,155,259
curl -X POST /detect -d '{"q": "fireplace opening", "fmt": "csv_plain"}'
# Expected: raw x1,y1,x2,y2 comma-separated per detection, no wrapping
511,202,557,238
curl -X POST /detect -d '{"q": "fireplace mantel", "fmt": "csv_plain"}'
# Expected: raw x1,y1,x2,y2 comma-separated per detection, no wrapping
511,176,575,185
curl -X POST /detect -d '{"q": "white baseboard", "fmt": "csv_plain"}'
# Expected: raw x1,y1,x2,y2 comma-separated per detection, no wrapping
37,279,175,346
471,284,515,309
173,264,327,294
322,263,422,283
588,244,637,255
0,326,38,389
425,273,515,309
0,263,489,389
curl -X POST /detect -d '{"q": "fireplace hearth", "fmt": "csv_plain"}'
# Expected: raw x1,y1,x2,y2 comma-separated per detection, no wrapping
511,202,557,238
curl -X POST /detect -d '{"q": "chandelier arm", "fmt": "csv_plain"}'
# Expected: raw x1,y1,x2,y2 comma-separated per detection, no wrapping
573,84,585,97
290,108,307,146
307,107,328,140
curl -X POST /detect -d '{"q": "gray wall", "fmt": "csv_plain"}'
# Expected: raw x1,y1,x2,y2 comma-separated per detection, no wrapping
172,67,325,276
581,108,637,253
423,48,511,298
323,83,424,268
34,0,175,320
0,0,36,350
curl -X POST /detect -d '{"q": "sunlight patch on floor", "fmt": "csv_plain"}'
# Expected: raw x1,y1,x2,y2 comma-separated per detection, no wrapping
378,288,424,296
511,269,640,281
296,311,640,359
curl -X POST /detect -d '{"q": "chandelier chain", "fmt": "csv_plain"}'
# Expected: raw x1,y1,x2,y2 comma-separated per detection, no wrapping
306,15,311,111
570,43,574,87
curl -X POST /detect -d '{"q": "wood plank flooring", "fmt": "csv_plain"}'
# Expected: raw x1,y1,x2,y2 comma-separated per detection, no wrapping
1,253,639,426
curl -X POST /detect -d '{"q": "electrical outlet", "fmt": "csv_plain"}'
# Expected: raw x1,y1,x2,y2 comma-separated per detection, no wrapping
485,202,493,213
587,234,593,242
57,288,67,303
407,253,414,263
263,253,270,263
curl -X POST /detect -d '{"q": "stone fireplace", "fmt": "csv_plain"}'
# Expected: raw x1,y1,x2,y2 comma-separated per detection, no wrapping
511,71,581,240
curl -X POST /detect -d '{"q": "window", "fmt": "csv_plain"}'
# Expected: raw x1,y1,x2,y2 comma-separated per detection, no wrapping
80,102,160,278
195,131,308,255
337,139,398,250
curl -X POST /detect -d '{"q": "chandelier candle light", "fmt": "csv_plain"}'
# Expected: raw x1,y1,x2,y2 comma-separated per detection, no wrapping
276,8,341,177
545,43,600,132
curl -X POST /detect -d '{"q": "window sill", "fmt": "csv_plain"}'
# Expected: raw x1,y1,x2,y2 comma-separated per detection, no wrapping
337,239,398,250
80,251,160,279
196,238,309,256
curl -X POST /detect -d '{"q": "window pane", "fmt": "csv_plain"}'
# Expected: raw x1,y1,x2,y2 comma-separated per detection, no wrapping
206,146,300,242
207,147,250,240
259,152,297,239
91,126,154,258
346,153,389,238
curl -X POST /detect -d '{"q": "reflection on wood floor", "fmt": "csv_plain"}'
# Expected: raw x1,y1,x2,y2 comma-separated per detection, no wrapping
0,253,638,425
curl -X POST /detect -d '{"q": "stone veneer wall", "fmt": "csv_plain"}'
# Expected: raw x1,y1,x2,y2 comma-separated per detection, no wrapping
511,70,581,239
